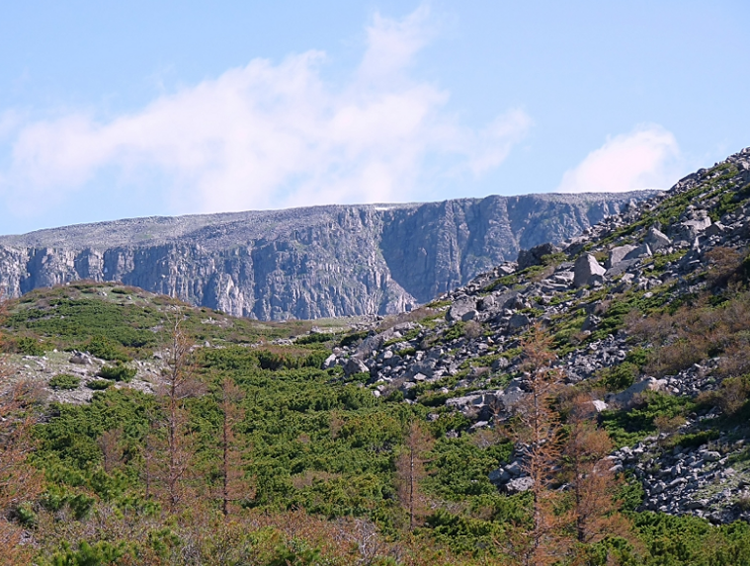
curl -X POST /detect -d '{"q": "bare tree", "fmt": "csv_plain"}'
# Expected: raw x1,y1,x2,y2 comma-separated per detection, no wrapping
395,420,433,531
149,308,204,514
562,393,634,562
505,326,569,566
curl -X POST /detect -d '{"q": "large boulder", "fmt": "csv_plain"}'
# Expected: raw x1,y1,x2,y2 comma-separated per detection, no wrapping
446,299,477,323
573,254,606,288
608,245,637,268
645,227,671,251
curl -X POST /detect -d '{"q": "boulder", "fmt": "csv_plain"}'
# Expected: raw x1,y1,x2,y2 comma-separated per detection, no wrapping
508,313,531,331
446,300,477,323
623,243,652,261
608,245,637,268
505,476,534,494
607,377,668,409
573,254,606,288
645,227,672,251
344,357,370,377
69,351,93,365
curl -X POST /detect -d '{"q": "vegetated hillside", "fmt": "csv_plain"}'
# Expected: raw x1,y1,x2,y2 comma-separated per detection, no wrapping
0,192,649,320
3,151,750,564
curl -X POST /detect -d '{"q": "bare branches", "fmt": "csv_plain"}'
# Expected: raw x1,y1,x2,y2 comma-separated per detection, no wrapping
395,420,434,531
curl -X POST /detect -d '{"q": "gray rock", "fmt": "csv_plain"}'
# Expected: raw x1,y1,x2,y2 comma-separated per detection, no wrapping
446,300,477,323
573,254,606,287
489,468,511,485
508,313,531,331
646,227,671,251
608,245,637,268
608,377,668,409
69,351,93,365
623,243,652,261
505,476,534,494
344,358,370,377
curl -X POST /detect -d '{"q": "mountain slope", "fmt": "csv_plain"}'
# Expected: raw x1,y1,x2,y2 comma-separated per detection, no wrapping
329,147,750,524
4,150,750,563
0,192,649,319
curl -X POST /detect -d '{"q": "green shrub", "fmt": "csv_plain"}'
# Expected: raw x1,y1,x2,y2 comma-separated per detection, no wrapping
49,373,81,390
97,363,136,382
597,362,638,391
87,335,128,362
16,336,46,356
86,379,112,390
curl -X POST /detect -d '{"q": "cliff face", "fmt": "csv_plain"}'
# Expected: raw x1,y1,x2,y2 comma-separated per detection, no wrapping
0,193,650,319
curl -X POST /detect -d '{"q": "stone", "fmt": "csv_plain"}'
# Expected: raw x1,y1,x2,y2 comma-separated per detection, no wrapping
608,245,637,268
461,309,478,322
573,254,606,288
623,243,652,261
69,351,93,365
323,353,338,369
505,476,534,494
508,313,531,331
608,377,668,409
489,468,511,485
446,300,477,323
591,399,608,412
645,227,671,251
344,357,370,377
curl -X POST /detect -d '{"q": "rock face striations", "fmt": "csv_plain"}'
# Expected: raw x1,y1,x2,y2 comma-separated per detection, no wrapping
0,193,649,319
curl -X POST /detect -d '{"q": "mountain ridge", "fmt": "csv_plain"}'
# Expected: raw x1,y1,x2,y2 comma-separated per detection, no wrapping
0,191,655,320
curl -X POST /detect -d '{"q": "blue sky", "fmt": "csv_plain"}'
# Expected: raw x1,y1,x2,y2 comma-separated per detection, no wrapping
0,1,747,235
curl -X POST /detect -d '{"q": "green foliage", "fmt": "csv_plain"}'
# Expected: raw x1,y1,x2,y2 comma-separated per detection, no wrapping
597,362,638,392
50,540,129,566
424,437,512,499
600,392,695,447
85,380,112,390
339,330,369,348
96,362,136,382
16,335,46,355
295,332,337,345
86,335,129,362
49,373,81,390
443,321,465,342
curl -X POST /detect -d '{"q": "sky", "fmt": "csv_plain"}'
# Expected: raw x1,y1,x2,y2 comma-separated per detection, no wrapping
0,1,747,236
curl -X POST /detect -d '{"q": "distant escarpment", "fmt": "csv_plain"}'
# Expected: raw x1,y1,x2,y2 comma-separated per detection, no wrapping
0,193,650,319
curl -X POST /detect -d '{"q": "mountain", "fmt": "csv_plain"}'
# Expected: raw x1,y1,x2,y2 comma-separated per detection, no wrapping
331,147,750,524
3,149,750,563
0,192,651,320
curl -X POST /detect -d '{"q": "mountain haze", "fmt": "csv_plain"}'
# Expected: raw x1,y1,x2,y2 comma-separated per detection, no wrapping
0,192,652,319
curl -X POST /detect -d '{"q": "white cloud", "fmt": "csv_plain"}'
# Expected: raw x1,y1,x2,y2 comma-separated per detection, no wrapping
557,125,681,193
0,5,530,218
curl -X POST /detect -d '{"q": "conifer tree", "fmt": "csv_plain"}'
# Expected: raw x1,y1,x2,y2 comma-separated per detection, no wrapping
395,420,433,531
562,393,634,561
506,326,570,566
147,308,204,514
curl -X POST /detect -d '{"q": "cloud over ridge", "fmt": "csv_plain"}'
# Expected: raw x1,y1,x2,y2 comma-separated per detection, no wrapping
0,5,530,218
557,125,681,194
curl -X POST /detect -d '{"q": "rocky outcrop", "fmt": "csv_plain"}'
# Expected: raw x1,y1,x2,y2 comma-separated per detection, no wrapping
316,147,750,523
0,193,646,320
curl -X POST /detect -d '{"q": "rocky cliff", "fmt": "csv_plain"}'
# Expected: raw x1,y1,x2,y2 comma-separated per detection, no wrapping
0,193,650,319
